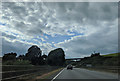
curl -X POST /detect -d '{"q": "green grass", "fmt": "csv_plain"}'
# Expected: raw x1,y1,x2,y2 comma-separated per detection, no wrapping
102,53,120,57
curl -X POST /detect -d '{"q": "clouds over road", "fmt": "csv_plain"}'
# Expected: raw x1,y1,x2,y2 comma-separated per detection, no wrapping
1,2,118,57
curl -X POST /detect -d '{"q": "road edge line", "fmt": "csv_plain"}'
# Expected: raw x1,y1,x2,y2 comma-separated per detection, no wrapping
51,68,65,81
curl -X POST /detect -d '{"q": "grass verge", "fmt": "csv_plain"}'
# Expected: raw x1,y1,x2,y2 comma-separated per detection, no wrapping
81,67,118,74
36,68,63,80
23,68,64,81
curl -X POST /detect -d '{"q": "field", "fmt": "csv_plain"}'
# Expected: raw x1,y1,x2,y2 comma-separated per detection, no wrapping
101,53,119,57
2,65,61,81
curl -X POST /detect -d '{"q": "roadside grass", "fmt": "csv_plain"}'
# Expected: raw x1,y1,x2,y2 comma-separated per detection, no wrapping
81,67,119,74
3,60,32,65
101,53,119,57
19,68,63,81
76,52,120,74
35,68,63,80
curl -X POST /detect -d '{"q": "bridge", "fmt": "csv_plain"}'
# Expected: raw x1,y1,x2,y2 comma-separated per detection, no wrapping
65,58,82,61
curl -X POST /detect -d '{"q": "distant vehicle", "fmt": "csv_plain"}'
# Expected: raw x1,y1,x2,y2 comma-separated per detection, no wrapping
67,64,73,70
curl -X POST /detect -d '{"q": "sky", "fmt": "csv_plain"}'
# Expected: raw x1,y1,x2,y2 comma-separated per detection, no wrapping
0,2,118,58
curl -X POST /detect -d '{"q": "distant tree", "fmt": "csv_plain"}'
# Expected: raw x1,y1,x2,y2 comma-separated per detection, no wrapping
42,54,47,60
41,54,48,65
91,52,100,57
17,55,25,60
3,52,17,61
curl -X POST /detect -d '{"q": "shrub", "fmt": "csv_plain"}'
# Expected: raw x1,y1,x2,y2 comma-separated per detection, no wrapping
3,60,31,65
13,60,31,65
3,60,14,65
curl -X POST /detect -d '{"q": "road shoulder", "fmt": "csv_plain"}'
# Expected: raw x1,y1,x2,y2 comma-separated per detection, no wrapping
29,68,64,81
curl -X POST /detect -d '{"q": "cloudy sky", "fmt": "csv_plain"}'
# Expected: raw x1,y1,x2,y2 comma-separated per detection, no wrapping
0,2,118,58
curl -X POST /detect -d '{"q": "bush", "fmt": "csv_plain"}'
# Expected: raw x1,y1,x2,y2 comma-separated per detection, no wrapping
3,60,14,65
13,60,31,65
3,60,32,65
103,57,118,66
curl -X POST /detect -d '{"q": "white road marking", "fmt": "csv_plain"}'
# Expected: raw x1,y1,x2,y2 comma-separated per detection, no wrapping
51,68,65,81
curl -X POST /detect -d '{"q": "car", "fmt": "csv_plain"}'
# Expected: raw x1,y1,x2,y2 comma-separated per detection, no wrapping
67,64,73,70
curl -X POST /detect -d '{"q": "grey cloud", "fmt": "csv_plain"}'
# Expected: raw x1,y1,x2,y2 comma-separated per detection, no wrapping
56,20,118,57
2,38,31,55
2,2,117,36
3,2,118,35
1,2,118,58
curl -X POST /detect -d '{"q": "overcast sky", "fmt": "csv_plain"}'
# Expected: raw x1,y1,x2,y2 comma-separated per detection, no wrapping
0,2,118,58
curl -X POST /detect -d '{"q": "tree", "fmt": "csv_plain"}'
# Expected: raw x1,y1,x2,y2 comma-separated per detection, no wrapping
91,52,100,57
25,45,42,60
3,52,17,61
42,54,47,60
41,54,48,65
25,45,43,65
47,48,65,66
17,55,25,60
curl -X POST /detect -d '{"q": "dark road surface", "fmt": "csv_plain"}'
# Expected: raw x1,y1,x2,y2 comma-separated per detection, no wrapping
51,68,118,81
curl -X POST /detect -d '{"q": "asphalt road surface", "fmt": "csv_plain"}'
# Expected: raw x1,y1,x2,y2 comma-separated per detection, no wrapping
52,68,118,80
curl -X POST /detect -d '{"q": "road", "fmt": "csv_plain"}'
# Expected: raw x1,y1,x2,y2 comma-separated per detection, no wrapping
52,68,118,80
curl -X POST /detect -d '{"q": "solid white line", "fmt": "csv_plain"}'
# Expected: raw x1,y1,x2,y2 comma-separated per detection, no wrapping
51,68,65,81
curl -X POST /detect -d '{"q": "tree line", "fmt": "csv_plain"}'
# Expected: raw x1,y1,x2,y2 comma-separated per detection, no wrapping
3,45,65,66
